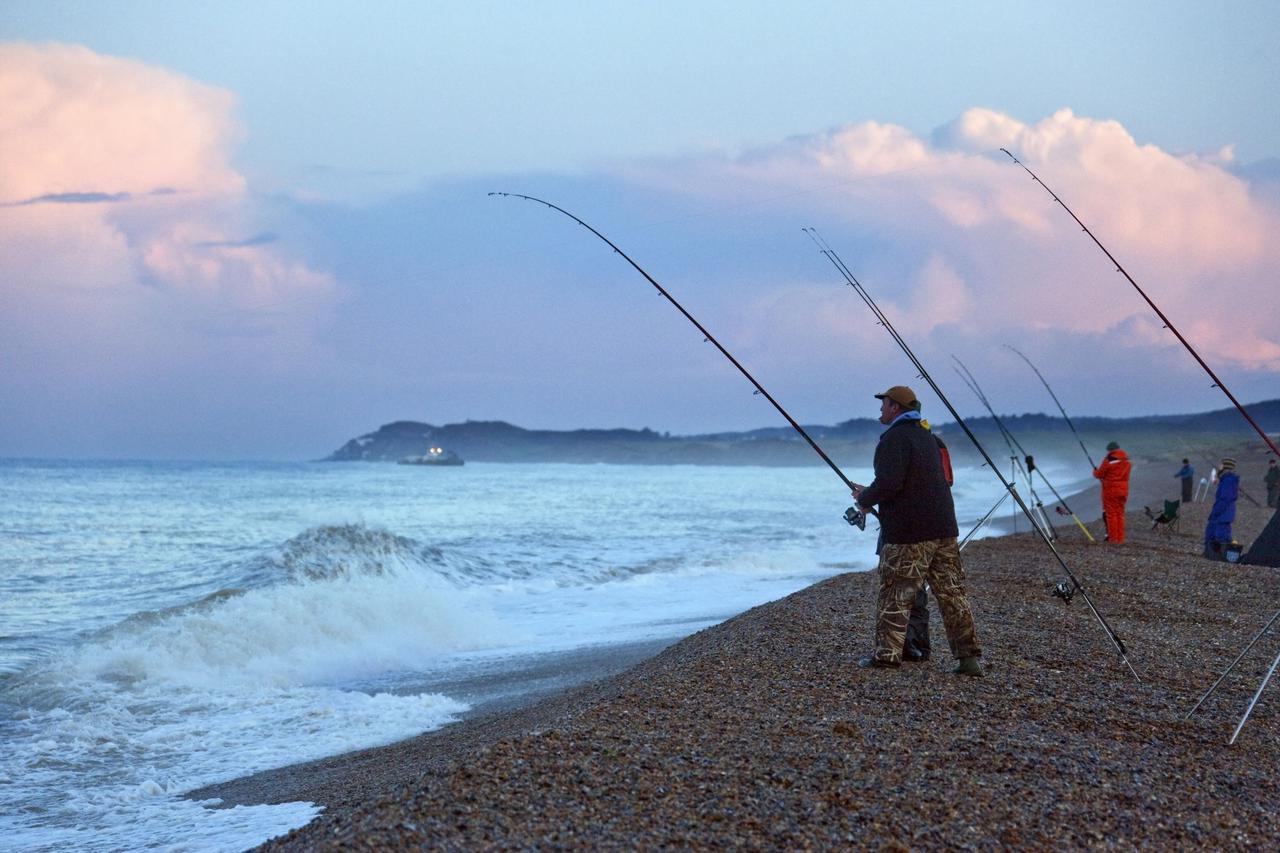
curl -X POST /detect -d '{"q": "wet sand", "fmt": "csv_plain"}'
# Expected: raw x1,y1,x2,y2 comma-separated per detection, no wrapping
198,445,1280,850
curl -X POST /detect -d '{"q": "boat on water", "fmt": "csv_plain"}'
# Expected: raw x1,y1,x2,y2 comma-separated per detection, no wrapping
398,446,465,466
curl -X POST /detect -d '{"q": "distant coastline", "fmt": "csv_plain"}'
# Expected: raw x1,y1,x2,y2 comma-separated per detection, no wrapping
323,399,1280,467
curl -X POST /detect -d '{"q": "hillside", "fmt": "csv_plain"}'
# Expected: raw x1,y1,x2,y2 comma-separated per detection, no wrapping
323,400,1280,466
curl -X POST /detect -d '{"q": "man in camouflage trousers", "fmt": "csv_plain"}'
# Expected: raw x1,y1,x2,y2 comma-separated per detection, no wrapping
852,385,983,676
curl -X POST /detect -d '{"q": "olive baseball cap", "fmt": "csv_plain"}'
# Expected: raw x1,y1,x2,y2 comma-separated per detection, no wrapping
874,385,918,408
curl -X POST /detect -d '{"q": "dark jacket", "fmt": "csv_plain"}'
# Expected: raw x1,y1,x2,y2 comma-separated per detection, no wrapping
856,418,959,545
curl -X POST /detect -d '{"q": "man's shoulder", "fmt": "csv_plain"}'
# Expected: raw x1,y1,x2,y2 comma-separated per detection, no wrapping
880,418,922,435
877,420,932,452
876,419,915,442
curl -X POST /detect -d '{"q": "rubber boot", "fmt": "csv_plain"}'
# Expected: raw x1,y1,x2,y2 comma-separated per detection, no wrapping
954,656,983,677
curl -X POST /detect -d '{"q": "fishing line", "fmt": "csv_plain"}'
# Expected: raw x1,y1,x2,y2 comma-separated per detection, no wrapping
804,226,1140,681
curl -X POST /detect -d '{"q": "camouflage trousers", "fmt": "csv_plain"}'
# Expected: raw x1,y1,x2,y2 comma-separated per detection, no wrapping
872,537,981,664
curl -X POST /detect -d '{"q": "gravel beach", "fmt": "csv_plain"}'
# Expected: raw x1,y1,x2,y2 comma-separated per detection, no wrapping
205,446,1280,850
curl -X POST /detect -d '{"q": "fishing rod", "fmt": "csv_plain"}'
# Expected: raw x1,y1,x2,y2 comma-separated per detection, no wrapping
804,227,1140,681
999,149,1280,461
1187,603,1280,745
952,357,1096,543
960,492,1011,551
1186,609,1280,721
1004,344,1097,469
950,358,1035,490
490,192,865,520
951,359,1058,541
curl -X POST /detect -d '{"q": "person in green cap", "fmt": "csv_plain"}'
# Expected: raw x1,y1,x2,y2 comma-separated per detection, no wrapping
1093,441,1132,543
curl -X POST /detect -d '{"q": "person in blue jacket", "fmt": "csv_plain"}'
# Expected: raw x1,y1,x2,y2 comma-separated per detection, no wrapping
1204,457,1240,558
1175,459,1194,504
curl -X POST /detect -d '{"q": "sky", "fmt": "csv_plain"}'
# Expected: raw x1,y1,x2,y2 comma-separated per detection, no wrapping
2,1,1279,460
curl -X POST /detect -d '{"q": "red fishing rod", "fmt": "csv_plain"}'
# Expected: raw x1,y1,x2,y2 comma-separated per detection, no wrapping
1000,149,1279,459
490,192,867,525
1000,150,1280,739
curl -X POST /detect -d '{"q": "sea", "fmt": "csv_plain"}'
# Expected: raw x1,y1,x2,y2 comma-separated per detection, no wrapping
0,457,1033,851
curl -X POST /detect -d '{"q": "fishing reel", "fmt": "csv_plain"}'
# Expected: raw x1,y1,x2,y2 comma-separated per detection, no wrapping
1050,580,1075,603
844,506,867,531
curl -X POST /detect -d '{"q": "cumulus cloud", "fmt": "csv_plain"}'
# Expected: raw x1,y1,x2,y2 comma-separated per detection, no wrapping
624,107,1280,378
0,43,243,199
0,43,337,408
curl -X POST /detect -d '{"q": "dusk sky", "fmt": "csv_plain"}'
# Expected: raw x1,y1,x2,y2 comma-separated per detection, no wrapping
2,2,1278,459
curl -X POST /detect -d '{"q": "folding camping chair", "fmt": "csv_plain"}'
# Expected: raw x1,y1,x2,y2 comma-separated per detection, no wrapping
1149,499,1181,534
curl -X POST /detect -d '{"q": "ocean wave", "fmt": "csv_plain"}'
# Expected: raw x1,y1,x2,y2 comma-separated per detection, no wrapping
2,532,520,706
247,523,500,586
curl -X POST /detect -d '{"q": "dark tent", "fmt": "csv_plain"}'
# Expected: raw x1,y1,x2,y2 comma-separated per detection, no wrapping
1241,510,1280,567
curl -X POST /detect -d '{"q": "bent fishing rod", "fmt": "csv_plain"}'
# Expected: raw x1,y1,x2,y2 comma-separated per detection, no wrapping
952,357,1095,543
1004,344,1097,469
489,192,862,507
999,149,1280,460
804,227,1139,681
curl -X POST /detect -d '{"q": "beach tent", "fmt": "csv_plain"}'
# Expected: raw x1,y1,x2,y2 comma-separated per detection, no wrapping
1241,510,1280,567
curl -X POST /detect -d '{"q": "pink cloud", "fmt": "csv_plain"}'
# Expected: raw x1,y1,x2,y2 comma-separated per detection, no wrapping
624,107,1280,374
0,43,244,201
0,43,338,392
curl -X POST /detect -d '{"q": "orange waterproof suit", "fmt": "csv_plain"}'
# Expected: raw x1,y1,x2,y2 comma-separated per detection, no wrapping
1093,449,1132,543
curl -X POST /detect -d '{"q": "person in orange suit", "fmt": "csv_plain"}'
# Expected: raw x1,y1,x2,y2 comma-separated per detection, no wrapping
1093,441,1132,543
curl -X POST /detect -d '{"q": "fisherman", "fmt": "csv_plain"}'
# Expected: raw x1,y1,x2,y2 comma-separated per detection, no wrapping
901,415,954,663
1093,441,1132,543
1266,459,1279,509
851,385,982,676
1205,457,1241,558
1175,458,1195,505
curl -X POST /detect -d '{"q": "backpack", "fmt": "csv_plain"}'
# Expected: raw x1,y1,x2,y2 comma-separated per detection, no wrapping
937,438,954,487
918,419,954,487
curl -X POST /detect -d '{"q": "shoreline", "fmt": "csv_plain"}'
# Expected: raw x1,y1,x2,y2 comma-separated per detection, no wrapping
187,637,677,811
193,442,1280,849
